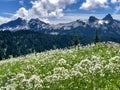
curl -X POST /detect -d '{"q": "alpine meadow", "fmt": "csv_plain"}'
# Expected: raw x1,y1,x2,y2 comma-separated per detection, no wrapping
0,0,120,90
0,43,120,89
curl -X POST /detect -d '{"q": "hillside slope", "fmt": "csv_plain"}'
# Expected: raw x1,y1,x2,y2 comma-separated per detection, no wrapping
0,42,120,90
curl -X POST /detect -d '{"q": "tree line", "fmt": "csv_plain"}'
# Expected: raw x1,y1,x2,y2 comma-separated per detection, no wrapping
0,30,80,60
0,28,116,60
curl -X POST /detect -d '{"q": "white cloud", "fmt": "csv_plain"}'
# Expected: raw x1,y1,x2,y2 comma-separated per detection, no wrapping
19,0,24,6
49,13,105,24
29,0,77,18
80,0,120,14
1,0,120,25
110,0,120,13
111,0,117,3
80,0,109,10
40,18,50,23
49,9,64,18
0,16,10,25
50,13,120,24
11,0,77,23
115,5,120,13
111,0,120,3
112,14,120,19
12,7,28,20
0,7,28,25
3,12,13,16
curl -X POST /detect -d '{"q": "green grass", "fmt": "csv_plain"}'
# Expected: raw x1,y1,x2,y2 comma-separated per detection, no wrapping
0,42,120,90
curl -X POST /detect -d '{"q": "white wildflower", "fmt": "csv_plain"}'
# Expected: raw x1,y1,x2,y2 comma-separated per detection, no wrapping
109,56,120,63
80,59,92,69
29,75,43,84
21,79,29,85
70,70,83,77
44,74,60,83
57,58,67,66
34,84,43,89
53,67,69,75
44,67,70,83
27,65,36,71
17,73,25,79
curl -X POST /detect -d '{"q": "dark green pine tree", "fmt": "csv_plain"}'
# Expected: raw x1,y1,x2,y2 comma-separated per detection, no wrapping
95,28,99,44
0,50,2,60
72,32,80,46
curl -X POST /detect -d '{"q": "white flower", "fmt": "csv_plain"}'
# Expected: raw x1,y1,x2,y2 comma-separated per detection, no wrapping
79,59,92,69
53,67,69,75
27,65,36,71
29,75,43,84
34,84,43,89
17,73,25,79
44,67,70,83
109,56,120,63
70,70,83,77
57,58,67,66
44,74,60,83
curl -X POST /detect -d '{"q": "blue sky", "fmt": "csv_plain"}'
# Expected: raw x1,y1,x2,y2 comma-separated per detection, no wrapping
0,0,120,24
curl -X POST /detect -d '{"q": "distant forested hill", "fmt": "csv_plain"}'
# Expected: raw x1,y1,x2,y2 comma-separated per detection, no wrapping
0,30,74,60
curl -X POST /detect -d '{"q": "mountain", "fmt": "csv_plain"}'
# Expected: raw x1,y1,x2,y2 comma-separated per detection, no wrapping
0,18,27,31
0,14,120,43
0,14,119,32
28,18,52,31
88,16,98,23
0,18,52,31
49,14,120,43
103,14,113,21
52,19,86,30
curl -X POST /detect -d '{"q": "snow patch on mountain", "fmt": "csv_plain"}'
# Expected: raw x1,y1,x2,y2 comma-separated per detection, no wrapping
98,20,109,25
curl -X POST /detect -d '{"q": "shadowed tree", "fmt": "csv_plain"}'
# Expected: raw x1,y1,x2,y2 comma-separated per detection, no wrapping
0,50,2,60
72,32,80,46
95,28,99,44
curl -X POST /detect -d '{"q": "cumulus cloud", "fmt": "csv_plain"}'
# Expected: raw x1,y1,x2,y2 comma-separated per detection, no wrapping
0,7,28,25
29,0,77,18
80,0,109,10
11,0,77,23
80,0,120,13
2,0,120,24
12,7,28,19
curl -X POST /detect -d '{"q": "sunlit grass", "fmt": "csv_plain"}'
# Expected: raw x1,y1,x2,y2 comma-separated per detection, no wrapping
0,42,120,90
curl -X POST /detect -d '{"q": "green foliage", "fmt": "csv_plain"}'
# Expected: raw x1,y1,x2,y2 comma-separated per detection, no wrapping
0,42,120,90
0,30,73,60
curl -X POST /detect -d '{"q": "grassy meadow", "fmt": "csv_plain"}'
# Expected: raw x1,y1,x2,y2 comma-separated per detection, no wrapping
0,42,120,90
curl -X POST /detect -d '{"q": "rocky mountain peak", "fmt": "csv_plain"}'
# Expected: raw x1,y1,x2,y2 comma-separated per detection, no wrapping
103,14,113,21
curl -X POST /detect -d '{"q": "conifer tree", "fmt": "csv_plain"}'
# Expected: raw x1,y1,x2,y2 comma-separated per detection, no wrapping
95,29,99,44
0,50,2,60
72,32,80,46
